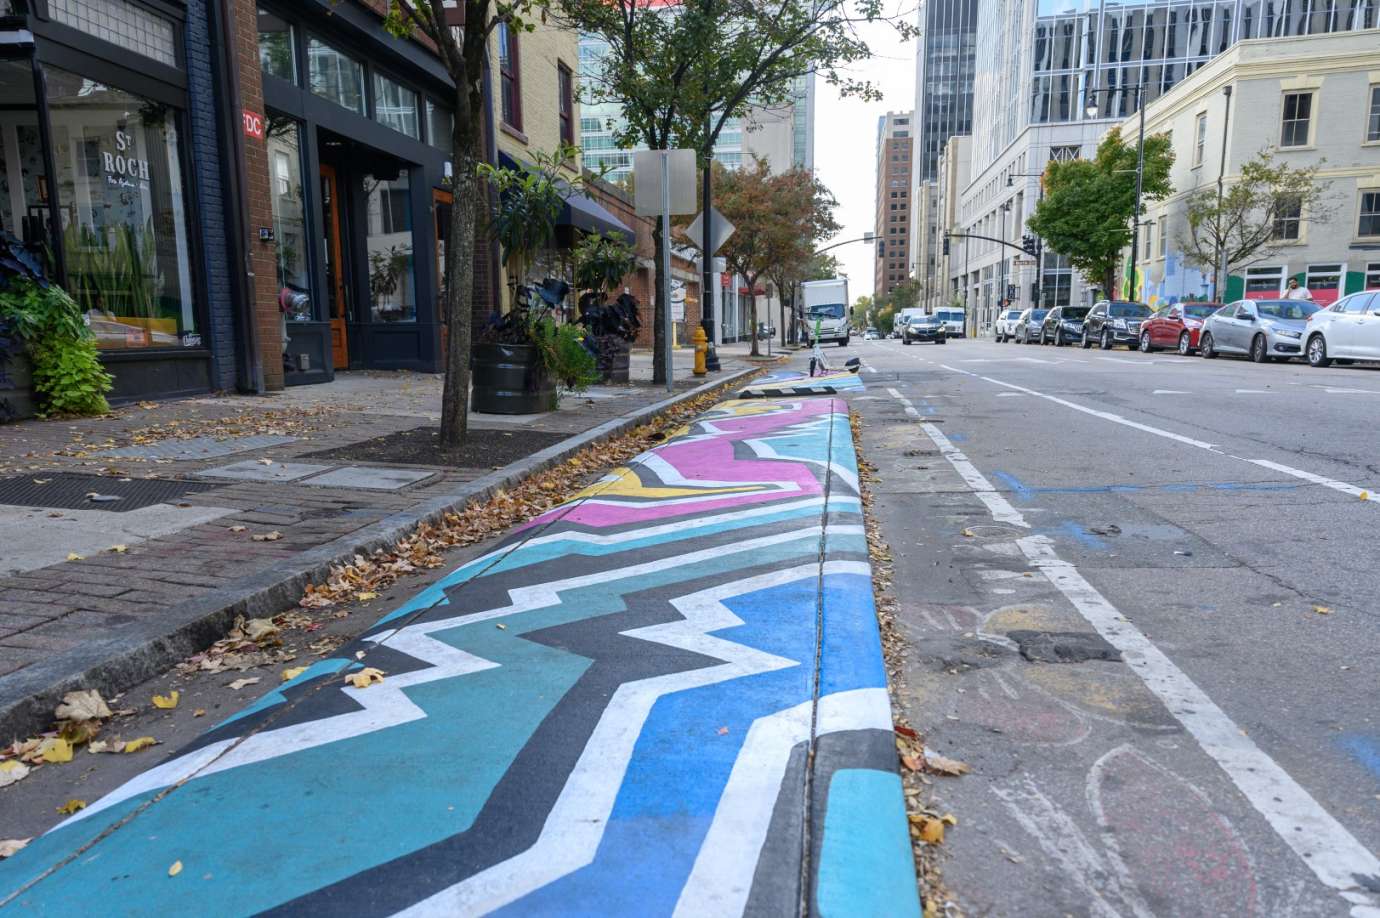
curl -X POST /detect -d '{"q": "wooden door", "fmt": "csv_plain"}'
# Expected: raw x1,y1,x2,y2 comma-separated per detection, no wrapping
320,165,349,369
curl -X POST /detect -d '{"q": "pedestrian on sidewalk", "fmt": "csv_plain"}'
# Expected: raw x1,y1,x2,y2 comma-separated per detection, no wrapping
1284,278,1313,301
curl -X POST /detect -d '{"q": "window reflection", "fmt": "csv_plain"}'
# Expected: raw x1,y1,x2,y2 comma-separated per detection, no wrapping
365,171,415,323
267,118,310,321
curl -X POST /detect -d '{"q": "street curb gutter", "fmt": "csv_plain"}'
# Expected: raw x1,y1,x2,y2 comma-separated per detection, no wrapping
0,368,757,742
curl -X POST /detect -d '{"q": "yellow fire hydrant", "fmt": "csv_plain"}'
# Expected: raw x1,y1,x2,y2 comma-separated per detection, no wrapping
692,325,708,376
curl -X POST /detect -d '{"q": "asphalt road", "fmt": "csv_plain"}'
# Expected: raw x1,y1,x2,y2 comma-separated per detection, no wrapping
851,334,1380,917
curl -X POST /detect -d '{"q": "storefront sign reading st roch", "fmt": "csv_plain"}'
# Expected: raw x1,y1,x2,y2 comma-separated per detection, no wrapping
103,131,151,189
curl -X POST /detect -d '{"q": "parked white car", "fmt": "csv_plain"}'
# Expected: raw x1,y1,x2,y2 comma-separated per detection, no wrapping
994,308,1024,342
1303,290,1380,367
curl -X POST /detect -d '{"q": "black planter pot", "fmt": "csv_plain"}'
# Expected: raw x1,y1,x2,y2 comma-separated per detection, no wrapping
600,336,631,384
0,346,35,424
471,342,557,415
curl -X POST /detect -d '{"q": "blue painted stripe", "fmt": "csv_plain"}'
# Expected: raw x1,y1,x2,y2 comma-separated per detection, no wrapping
815,770,922,918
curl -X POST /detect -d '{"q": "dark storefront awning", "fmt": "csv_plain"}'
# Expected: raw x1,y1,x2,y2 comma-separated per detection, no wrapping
496,151,633,244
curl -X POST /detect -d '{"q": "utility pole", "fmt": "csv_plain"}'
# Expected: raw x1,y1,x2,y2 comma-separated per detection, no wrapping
1214,85,1233,302
701,111,720,372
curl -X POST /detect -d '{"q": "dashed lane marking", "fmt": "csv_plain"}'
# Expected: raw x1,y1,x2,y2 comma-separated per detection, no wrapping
881,388,1380,917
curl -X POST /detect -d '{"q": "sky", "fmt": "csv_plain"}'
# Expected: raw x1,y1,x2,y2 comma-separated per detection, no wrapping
813,14,917,305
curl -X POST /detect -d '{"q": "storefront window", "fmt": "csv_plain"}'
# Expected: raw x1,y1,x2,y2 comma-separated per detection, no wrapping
307,39,364,116
267,118,310,321
49,0,177,67
45,67,197,350
365,170,415,323
426,100,452,153
0,61,50,249
373,74,418,139
257,7,297,83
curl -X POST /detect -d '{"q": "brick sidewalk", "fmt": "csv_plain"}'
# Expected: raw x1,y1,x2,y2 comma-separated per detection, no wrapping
0,352,763,737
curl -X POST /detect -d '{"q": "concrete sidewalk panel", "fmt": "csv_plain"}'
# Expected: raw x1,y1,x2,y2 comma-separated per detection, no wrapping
0,395,917,916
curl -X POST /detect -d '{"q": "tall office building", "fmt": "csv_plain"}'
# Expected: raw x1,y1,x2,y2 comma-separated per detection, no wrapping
875,112,915,299
954,0,1377,329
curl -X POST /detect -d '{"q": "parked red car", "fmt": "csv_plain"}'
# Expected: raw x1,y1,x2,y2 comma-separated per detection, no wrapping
1139,302,1224,354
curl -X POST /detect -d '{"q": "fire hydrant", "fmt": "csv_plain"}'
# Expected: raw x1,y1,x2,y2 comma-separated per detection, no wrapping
692,325,708,376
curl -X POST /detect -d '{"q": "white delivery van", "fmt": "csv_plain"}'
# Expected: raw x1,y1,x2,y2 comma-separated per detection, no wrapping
896,308,927,332
801,278,851,346
934,306,966,336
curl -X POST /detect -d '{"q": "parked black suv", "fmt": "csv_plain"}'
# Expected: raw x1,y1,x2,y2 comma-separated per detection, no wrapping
1082,300,1152,349
1039,306,1090,346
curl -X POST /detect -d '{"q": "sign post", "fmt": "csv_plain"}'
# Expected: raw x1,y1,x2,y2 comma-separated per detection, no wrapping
634,149,696,393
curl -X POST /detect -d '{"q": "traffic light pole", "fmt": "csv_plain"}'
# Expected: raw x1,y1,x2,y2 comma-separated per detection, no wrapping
946,232,1033,257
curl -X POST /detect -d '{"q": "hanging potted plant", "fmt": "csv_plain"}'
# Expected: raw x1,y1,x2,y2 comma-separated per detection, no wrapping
472,145,598,414
572,231,639,383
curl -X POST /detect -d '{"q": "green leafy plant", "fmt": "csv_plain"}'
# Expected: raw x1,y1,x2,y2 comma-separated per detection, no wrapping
478,144,584,287
62,222,164,320
0,278,112,417
572,232,636,299
533,317,599,392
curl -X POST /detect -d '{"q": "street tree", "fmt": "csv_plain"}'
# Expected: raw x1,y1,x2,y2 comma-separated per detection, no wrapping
1177,150,1335,298
558,0,911,382
381,0,535,449
713,159,840,356
1028,127,1174,297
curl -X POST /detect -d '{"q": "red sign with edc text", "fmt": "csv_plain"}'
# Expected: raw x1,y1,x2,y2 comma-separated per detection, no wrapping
243,110,265,141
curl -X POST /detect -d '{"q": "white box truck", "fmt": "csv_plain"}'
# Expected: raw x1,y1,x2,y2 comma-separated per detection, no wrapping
801,278,851,347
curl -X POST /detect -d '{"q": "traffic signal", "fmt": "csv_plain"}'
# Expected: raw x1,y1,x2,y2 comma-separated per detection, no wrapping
1021,234,1038,257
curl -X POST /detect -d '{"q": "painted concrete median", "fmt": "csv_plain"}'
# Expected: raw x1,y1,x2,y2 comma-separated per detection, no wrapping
0,395,916,916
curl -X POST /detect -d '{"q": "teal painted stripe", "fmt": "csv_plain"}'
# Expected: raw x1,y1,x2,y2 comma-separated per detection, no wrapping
815,769,921,918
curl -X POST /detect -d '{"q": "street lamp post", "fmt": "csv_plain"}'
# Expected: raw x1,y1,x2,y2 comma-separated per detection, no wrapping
1214,85,1233,301
1086,83,1146,300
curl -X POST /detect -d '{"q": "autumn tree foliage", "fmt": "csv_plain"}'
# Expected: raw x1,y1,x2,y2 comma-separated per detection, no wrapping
711,159,840,356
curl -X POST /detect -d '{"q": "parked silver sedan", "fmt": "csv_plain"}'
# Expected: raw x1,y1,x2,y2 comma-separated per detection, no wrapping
1199,299,1320,362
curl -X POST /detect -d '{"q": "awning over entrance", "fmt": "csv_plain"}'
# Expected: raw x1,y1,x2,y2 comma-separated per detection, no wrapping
496,152,634,244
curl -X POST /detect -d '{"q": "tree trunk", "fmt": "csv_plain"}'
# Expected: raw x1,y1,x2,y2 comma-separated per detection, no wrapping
439,149,480,449
748,288,759,357
651,220,667,385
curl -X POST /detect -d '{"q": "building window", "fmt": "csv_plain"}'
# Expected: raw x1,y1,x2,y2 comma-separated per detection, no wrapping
1369,86,1380,143
1141,221,1153,259
267,119,310,321
308,39,365,116
498,22,521,130
1366,261,1380,289
45,67,197,350
1049,145,1080,162
558,63,574,146
1305,263,1343,299
1193,112,1207,166
426,100,453,153
1273,197,1302,240
374,74,419,138
1244,266,1284,295
366,170,416,323
257,7,296,83
49,0,176,67
1280,92,1312,147
1158,215,1168,257
1360,192,1380,237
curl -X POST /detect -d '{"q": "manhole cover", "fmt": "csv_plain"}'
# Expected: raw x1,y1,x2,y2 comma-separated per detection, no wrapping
0,474,223,512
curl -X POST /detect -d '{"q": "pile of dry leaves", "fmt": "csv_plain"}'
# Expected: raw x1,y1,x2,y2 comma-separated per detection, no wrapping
53,403,353,460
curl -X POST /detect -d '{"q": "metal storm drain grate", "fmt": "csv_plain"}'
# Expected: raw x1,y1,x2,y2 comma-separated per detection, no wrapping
0,474,224,513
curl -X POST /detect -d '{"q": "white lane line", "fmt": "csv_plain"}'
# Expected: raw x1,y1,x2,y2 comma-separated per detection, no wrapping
1152,389,1191,395
933,363,1377,503
918,420,1028,528
1235,389,1271,394
996,392,1026,398
882,389,1380,916
864,366,878,374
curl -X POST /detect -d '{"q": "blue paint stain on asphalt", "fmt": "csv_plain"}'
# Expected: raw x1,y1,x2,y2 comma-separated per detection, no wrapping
993,471,1034,501
816,770,921,918
991,471,1297,500
1047,521,1109,551
943,430,964,441
1339,734,1380,782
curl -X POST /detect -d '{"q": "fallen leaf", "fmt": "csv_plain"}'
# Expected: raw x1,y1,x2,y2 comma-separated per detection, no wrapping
346,667,385,689
916,815,944,844
0,839,30,859
0,760,31,787
193,709,206,717
56,690,112,723
925,753,971,776
894,723,919,740
241,618,279,642
901,754,922,771
33,478,50,485
941,813,958,826
1361,490,1369,501
252,531,283,542
152,691,180,709
1313,605,1332,615
108,544,127,554
56,799,87,815
36,737,73,764
66,552,84,561
355,591,378,602
258,458,274,466
122,737,157,753
717,726,730,736
169,860,183,877
229,525,247,533
87,740,112,754
281,666,308,682
227,677,261,691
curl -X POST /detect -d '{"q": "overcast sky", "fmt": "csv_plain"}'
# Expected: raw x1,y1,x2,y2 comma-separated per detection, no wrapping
814,16,916,304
